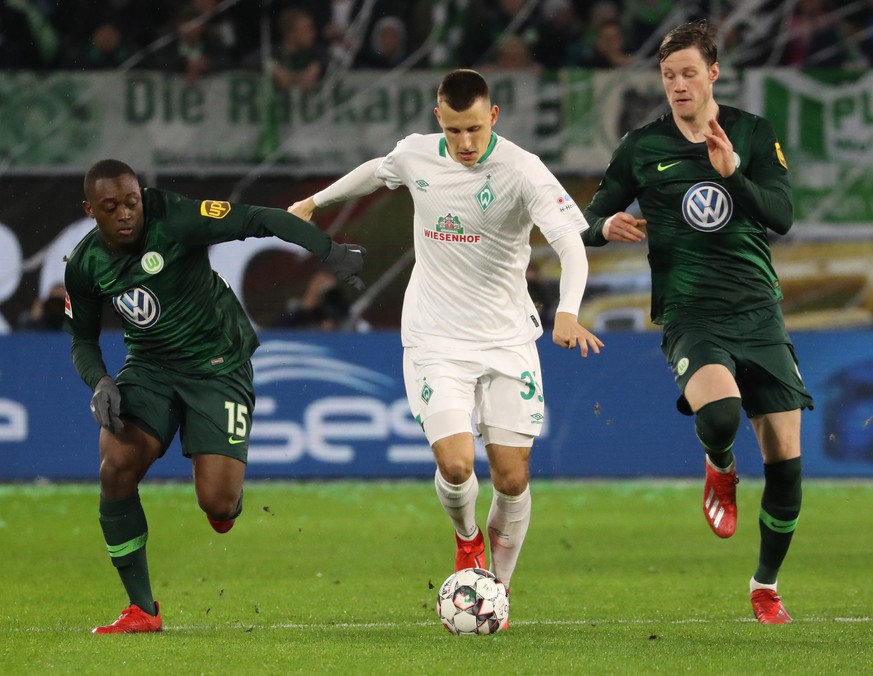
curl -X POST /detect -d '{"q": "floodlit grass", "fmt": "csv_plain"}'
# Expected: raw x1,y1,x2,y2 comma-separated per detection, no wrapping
1,480,871,674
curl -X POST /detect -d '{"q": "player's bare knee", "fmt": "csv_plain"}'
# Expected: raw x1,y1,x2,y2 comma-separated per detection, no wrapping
492,471,529,496
195,482,243,519
97,457,142,495
437,458,474,485
197,492,241,520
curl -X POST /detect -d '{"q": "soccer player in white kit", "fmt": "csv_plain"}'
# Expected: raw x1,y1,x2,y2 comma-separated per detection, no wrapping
289,69,602,613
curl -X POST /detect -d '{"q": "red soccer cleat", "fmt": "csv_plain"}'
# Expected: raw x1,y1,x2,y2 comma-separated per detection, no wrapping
751,589,793,624
92,602,162,634
455,528,486,571
207,515,236,533
703,457,739,538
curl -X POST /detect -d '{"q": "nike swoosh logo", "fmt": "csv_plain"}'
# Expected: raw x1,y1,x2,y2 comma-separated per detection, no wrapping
228,436,245,445
657,161,681,171
98,279,117,290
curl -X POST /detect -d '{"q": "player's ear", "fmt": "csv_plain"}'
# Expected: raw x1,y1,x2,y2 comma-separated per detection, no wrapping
433,106,441,126
710,61,720,84
82,200,94,218
491,105,499,126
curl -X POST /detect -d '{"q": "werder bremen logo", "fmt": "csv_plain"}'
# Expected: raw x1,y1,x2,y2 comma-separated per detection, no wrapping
421,382,433,404
476,181,496,212
435,213,463,234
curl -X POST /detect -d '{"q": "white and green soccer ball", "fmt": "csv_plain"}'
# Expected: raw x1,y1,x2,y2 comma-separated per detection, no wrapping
436,567,509,635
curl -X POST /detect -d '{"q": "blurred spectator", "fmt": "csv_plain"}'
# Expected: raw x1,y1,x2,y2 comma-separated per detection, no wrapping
563,0,621,67
622,0,672,57
409,0,488,68
61,17,137,70
458,0,541,67
534,0,585,69
0,0,59,69
273,269,351,330
18,283,67,331
246,7,329,92
483,33,543,73
318,0,357,65
145,6,232,84
344,0,417,69
188,0,247,60
839,5,873,69
356,14,409,69
53,0,166,70
567,18,634,68
777,0,843,69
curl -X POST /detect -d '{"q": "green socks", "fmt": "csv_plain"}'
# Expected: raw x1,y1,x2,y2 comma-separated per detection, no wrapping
99,492,156,616
754,457,802,585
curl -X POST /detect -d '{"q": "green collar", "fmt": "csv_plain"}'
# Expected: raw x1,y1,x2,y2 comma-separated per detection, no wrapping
439,132,498,163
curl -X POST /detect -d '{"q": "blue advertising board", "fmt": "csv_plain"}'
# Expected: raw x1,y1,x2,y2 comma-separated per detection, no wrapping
1,330,872,480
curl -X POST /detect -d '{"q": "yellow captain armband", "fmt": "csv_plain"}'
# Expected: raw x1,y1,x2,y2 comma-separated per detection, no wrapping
200,200,232,219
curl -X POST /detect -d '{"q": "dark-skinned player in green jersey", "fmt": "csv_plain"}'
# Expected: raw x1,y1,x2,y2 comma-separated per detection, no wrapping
581,21,813,624
65,159,366,634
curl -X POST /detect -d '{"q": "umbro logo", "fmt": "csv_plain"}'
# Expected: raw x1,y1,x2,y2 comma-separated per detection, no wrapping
415,179,429,191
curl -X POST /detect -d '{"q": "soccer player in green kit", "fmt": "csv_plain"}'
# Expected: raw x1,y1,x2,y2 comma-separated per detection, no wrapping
64,159,366,633
581,21,813,624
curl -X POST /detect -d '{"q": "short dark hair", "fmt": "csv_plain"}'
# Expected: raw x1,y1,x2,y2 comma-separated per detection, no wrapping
84,159,137,198
658,20,718,66
437,69,490,112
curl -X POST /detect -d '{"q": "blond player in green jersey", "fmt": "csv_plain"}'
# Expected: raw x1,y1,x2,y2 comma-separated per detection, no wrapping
582,21,813,624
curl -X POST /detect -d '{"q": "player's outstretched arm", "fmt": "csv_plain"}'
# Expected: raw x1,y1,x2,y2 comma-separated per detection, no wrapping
288,158,386,217
549,233,604,357
553,312,604,357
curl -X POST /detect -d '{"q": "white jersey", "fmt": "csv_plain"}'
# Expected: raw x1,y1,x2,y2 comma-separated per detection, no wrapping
376,132,588,349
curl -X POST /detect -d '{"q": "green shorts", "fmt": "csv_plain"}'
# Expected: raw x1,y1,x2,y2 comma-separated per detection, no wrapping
660,304,814,417
115,360,255,461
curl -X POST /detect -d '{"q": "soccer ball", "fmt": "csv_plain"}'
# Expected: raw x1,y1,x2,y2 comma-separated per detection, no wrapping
436,567,509,635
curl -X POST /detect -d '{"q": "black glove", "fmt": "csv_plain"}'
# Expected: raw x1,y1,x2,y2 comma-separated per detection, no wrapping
90,376,123,434
324,241,367,291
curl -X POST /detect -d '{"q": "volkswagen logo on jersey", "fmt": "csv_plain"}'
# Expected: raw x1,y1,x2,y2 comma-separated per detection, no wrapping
112,286,161,328
682,181,733,232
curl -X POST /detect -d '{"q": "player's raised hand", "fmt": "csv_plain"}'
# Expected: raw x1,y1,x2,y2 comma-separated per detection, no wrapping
603,212,647,243
552,312,604,357
324,241,367,291
288,196,317,222
90,376,123,434
704,118,736,177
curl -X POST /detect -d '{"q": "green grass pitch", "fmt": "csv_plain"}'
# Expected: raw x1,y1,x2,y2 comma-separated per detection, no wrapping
1,480,871,674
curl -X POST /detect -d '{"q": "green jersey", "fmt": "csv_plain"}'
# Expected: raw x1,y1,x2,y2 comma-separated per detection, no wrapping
65,187,331,384
582,105,793,324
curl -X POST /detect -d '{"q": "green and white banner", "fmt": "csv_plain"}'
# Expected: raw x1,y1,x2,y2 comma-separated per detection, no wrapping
746,69,873,227
1,68,869,226
0,70,539,174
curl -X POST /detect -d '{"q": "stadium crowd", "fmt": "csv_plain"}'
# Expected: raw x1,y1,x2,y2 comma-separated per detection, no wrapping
2,0,872,76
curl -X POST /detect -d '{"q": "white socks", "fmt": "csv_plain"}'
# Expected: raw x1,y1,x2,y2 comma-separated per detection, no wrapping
434,470,479,539
750,577,778,593
487,485,531,587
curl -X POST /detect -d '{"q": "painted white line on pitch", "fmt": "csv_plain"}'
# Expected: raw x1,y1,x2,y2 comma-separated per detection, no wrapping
15,616,873,634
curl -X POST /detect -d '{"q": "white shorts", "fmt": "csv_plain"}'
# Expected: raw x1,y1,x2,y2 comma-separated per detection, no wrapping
402,342,545,438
